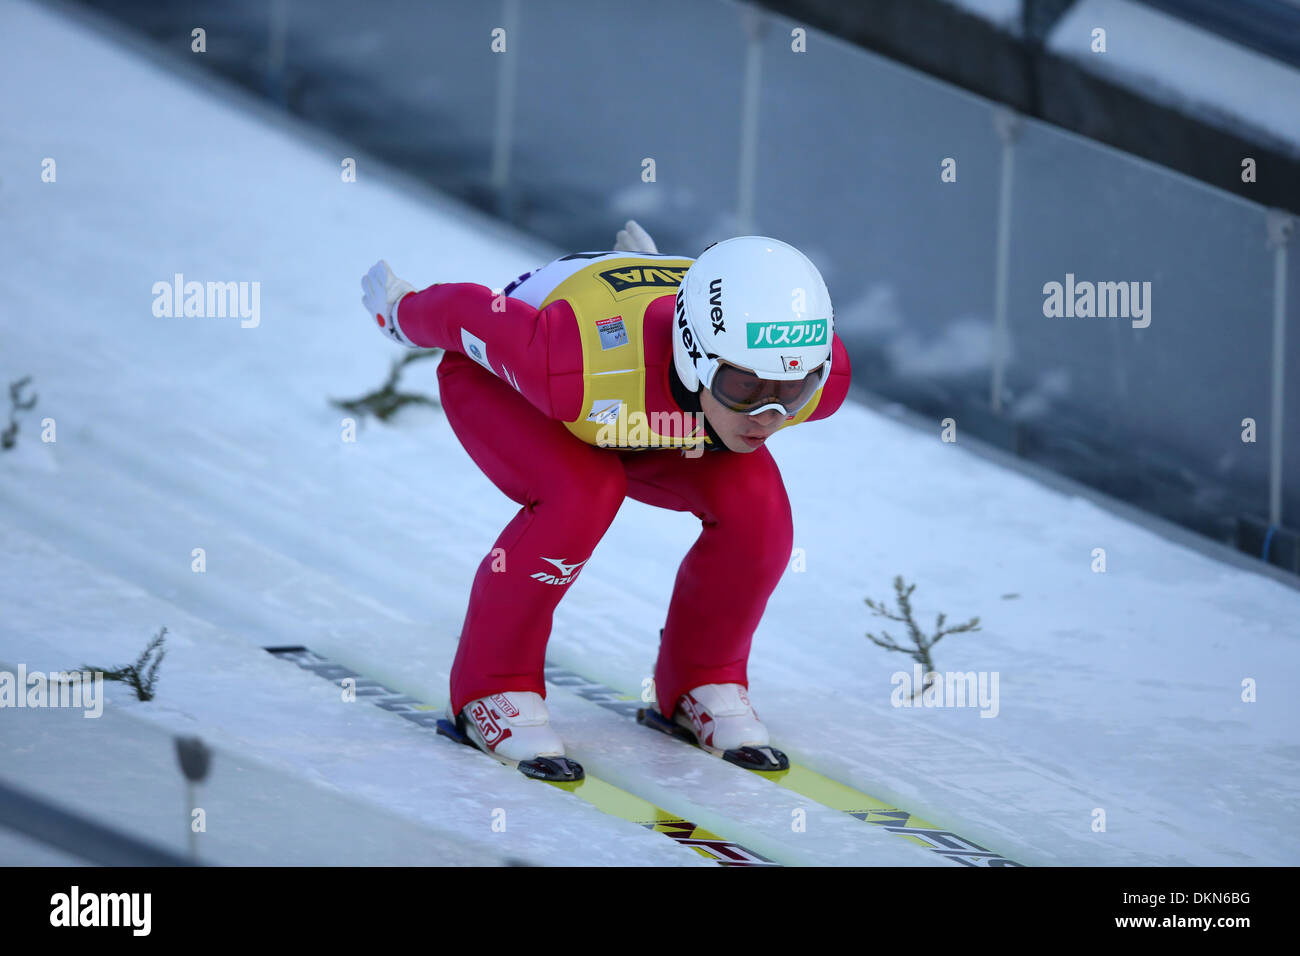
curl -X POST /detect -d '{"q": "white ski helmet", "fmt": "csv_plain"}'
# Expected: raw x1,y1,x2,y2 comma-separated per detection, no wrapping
673,236,834,416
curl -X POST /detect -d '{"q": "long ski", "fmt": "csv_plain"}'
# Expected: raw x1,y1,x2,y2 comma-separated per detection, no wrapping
544,660,1023,867
265,646,777,867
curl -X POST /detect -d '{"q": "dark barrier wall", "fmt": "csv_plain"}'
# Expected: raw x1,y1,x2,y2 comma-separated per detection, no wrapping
754,0,1300,217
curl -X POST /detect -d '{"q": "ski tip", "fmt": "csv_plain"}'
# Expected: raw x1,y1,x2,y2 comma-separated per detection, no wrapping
724,745,790,772
638,706,699,744
435,717,474,747
518,755,584,782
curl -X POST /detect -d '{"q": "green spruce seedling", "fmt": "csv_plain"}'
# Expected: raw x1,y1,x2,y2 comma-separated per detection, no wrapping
1,376,37,450
865,576,981,699
330,348,442,422
84,626,168,702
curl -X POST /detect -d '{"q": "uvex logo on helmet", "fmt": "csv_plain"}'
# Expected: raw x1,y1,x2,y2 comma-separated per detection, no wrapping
708,278,725,333
675,290,702,363
671,236,833,396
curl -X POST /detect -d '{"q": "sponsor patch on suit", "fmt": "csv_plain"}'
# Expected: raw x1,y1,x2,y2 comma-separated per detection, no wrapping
586,399,622,425
596,315,629,351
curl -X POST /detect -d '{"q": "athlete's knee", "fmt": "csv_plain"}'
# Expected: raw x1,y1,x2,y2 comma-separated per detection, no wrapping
712,455,791,529
436,351,486,417
436,349,474,383
530,446,627,525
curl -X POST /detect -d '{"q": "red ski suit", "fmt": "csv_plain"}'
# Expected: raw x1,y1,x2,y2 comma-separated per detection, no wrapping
393,252,852,718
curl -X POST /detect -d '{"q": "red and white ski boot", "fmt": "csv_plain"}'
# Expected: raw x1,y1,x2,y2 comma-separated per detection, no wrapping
638,683,789,771
437,691,583,782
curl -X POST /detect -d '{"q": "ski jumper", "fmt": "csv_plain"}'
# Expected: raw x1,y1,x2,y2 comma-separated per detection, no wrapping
392,252,852,718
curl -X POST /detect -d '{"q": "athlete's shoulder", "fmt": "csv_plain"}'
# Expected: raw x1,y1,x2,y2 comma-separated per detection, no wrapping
507,251,693,311
804,333,852,422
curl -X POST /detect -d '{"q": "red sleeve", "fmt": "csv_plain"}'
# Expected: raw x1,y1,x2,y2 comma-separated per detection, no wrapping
805,333,852,422
395,283,585,420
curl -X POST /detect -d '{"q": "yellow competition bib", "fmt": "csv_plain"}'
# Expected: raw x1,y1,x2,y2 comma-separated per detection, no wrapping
541,257,703,449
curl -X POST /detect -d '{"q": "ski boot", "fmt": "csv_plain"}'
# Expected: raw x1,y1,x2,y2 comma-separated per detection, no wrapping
437,690,583,782
638,683,789,771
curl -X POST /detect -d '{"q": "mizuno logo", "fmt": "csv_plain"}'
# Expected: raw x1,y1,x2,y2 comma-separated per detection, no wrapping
531,556,588,586
500,364,520,391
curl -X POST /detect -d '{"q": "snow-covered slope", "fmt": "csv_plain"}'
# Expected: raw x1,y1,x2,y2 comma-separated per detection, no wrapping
1,0,1297,866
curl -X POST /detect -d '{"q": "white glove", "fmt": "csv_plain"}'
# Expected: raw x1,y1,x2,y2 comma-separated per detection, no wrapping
614,220,658,254
361,259,417,347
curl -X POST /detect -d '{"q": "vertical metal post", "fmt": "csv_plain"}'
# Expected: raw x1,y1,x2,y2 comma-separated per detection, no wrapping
185,781,198,861
1266,210,1294,529
990,108,1022,415
737,5,767,236
266,0,290,105
175,736,211,865
491,0,521,216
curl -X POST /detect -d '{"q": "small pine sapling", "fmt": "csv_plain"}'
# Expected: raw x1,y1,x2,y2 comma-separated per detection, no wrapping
865,576,981,698
83,626,168,702
1,376,38,450
330,349,442,422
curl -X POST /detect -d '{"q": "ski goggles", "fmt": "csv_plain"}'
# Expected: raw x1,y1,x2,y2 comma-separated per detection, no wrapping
705,357,829,417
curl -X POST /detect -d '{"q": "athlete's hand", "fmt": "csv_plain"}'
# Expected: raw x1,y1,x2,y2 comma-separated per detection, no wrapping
614,220,658,254
361,259,417,347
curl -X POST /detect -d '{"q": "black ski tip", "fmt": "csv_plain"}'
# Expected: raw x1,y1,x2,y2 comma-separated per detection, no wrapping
439,717,584,781
518,755,584,782
641,708,787,770
724,745,789,772
637,706,696,743
436,717,475,747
